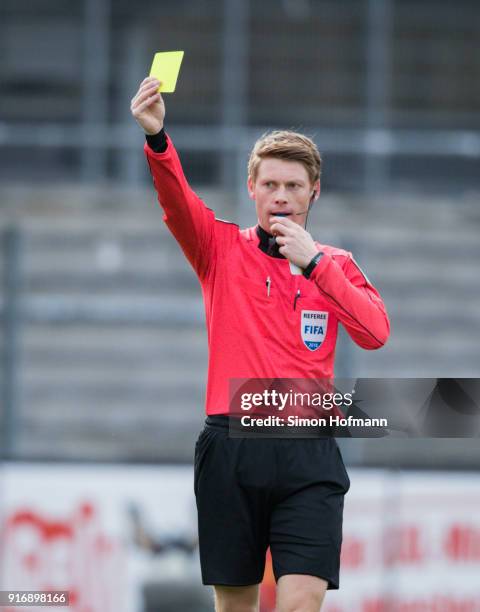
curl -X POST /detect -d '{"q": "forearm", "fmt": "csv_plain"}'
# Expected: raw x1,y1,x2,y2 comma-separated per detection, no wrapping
309,254,390,349
144,131,215,279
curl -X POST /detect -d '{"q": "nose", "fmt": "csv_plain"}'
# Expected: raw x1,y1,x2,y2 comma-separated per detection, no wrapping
274,186,288,203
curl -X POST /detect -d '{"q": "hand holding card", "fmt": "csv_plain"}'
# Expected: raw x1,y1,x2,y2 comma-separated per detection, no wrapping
131,50,184,133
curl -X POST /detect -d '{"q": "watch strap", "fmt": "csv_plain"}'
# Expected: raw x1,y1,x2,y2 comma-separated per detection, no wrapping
302,252,323,279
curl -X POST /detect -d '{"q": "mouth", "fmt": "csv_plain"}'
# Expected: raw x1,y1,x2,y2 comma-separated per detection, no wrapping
271,212,292,217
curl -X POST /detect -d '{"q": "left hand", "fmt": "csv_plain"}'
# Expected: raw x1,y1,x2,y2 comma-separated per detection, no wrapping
270,217,319,268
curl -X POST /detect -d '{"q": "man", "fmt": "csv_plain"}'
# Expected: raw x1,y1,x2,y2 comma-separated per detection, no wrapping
131,77,390,612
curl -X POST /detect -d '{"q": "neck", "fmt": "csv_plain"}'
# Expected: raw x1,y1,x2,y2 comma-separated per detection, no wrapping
255,225,285,259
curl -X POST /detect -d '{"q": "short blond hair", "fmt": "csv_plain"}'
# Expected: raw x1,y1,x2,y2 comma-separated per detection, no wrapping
248,130,322,185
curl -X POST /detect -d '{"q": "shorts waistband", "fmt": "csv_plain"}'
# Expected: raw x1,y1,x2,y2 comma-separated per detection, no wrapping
205,415,234,431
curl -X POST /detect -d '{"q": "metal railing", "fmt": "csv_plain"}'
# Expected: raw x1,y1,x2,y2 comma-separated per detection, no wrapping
1,0,479,196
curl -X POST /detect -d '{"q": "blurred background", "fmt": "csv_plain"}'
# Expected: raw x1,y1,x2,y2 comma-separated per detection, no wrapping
0,0,479,610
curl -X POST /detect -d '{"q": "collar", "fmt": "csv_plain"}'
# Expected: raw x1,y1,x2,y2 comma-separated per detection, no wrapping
255,225,286,259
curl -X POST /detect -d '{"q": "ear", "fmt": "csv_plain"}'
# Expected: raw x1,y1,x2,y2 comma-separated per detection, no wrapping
247,176,255,199
312,179,321,201
247,176,255,200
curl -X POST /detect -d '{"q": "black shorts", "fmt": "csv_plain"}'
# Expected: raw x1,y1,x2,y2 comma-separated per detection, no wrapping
194,416,350,589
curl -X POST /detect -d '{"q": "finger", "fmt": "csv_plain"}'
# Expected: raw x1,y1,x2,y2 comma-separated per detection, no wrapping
271,216,298,228
274,235,287,245
270,223,284,236
131,81,161,106
270,217,295,231
131,93,161,116
141,76,159,86
131,84,162,111
132,80,161,103
270,222,294,236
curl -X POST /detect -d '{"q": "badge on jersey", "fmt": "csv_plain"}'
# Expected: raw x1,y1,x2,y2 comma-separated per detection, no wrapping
301,310,328,351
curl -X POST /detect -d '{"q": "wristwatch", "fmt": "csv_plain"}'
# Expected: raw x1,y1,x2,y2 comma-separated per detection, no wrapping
302,252,323,279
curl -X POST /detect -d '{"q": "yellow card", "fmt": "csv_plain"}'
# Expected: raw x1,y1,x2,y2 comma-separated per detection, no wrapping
149,51,184,93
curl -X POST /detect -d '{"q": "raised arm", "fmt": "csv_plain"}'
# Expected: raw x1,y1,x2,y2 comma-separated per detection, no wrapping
130,77,216,280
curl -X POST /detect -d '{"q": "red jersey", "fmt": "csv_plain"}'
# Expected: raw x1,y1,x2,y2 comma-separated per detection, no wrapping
145,136,390,415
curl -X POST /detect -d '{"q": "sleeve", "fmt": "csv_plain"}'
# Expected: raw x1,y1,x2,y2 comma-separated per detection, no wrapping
144,133,215,281
308,252,390,350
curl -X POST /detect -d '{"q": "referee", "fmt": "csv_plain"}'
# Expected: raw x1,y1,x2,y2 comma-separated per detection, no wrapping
131,77,390,612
